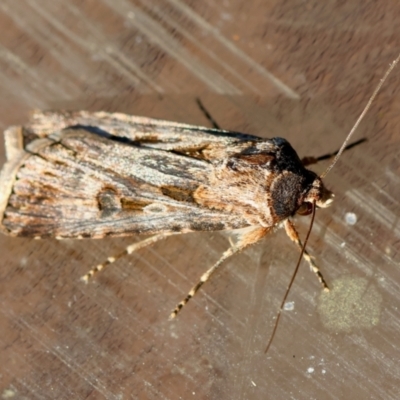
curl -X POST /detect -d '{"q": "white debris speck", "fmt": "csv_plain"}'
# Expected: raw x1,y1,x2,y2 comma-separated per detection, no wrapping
251,380,257,387
20,257,28,267
345,212,357,225
2,389,16,398
307,367,314,374
284,301,295,311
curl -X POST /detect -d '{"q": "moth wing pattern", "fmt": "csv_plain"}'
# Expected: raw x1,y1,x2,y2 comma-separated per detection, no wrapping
24,110,261,151
0,111,282,239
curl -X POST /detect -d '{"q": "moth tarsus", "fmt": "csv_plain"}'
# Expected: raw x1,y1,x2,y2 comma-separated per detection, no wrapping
169,225,270,320
80,232,177,283
195,97,221,130
265,202,317,354
0,53,398,354
283,219,329,291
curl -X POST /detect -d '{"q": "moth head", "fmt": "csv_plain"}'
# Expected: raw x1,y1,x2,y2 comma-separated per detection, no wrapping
297,177,334,216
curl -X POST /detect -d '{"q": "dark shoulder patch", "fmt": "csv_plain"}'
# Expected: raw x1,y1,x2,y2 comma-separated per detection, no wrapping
270,172,303,219
271,137,303,174
270,167,320,219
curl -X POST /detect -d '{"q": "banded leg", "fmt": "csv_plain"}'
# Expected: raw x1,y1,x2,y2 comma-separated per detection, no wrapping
301,138,366,167
81,232,178,283
284,219,329,291
169,226,270,319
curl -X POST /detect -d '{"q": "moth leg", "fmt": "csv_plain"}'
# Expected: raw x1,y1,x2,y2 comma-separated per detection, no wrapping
169,226,270,319
284,219,329,291
81,232,178,283
195,98,221,129
301,138,366,167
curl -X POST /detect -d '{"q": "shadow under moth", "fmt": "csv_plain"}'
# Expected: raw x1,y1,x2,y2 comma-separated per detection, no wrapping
0,54,398,352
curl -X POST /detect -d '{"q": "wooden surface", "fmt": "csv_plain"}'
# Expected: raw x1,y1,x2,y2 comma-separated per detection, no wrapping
0,1,400,399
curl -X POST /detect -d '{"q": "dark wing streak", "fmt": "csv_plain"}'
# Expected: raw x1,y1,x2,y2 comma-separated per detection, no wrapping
50,129,210,187
2,128,250,238
24,110,261,155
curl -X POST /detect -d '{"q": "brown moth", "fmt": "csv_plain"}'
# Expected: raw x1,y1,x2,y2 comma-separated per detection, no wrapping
0,55,398,352
0,111,332,301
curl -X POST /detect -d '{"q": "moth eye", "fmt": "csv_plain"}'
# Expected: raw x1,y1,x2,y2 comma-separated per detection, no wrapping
297,202,313,216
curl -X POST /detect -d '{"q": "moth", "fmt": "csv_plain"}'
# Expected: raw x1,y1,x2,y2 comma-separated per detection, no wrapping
0,109,332,296
0,55,398,352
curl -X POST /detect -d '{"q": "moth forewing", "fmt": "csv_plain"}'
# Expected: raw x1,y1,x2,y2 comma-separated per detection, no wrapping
0,122,253,238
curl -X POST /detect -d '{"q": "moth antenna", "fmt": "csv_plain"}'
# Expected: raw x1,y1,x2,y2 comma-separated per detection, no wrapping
321,53,400,179
265,201,316,354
